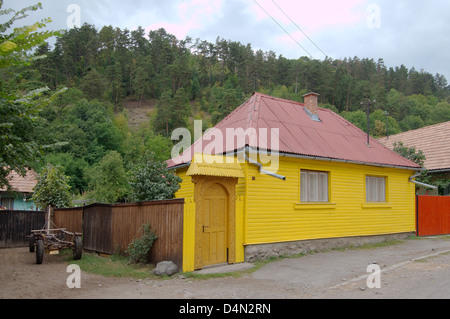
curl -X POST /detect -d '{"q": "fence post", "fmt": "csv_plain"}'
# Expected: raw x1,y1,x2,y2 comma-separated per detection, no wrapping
183,197,196,273
415,195,419,236
46,205,52,231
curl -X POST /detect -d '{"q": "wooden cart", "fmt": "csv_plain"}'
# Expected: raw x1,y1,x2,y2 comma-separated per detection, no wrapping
28,228,83,264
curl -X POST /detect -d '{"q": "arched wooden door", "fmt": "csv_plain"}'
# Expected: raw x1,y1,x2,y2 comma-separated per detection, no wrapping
201,183,228,267
192,176,238,270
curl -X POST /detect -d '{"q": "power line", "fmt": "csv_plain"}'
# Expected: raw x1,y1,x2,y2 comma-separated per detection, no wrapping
271,0,328,58
252,0,314,59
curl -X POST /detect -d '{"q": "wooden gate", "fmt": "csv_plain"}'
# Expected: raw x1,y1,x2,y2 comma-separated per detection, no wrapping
0,211,45,248
417,196,450,236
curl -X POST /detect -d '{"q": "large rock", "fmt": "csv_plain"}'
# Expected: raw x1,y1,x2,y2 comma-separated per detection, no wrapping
153,261,179,276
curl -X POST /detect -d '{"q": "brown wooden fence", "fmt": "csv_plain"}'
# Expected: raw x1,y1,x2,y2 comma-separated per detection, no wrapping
417,196,450,236
82,204,113,254
0,210,46,248
111,200,185,268
53,207,83,233
54,199,185,268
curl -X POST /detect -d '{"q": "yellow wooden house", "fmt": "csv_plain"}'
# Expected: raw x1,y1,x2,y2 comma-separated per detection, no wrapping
167,93,422,272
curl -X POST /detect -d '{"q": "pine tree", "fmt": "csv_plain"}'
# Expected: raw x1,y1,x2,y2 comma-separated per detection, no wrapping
153,90,173,136
133,66,149,106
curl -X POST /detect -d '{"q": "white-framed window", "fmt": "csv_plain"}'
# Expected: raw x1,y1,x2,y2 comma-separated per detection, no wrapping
301,170,329,202
366,176,386,202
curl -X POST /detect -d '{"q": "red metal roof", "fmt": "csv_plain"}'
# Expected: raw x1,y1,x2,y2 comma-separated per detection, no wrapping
168,93,421,170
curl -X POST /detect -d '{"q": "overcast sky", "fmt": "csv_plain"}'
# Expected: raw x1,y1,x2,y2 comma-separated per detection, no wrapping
4,0,450,81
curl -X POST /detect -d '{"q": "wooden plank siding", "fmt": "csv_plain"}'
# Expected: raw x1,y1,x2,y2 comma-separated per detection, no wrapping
175,168,195,199
0,211,45,248
241,156,417,245
173,154,417,271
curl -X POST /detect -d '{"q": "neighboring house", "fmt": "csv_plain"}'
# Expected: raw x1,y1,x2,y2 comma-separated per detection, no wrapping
378,121,450,195
0,169,38,211
168,92,422,272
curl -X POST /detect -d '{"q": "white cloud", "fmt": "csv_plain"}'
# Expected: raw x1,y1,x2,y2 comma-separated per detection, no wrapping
143,0,224,39
252,0,368,33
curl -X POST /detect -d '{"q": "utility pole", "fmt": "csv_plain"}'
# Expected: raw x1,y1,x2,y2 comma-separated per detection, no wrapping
361,98,376,146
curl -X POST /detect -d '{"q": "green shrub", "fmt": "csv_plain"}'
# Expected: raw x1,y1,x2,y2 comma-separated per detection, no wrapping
127,224,158,264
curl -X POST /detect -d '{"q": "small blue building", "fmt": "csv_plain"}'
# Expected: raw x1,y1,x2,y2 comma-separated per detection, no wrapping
0,170,38,211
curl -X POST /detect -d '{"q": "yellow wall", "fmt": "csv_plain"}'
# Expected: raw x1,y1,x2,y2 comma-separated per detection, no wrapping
175,155,417,271
182,197,196,272
243,156,416,245
175,168,194,200
175,168,196,272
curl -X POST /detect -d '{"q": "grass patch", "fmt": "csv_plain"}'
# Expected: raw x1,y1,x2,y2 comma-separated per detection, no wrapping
60,250,156,279
416,235,450,240
182,271,243,280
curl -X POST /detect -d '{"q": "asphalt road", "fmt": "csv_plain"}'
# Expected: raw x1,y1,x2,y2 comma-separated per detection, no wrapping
250,236,450,299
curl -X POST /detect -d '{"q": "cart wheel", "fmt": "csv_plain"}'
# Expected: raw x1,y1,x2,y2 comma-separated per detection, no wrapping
36,239,44,264
29,234,35,253
73,236,82,260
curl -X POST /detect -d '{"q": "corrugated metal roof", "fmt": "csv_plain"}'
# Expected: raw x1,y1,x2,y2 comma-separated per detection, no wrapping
168,93,421,170
377,121,450,171
187,154,244,178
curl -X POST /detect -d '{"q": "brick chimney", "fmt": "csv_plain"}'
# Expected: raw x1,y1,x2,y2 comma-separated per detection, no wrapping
303,92,320,115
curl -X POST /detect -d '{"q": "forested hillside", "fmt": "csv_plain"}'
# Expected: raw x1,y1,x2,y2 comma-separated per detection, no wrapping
25,24,450,127
3,18,450,202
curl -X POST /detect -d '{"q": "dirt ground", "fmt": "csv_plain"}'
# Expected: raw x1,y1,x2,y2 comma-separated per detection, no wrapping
1,237,450,300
